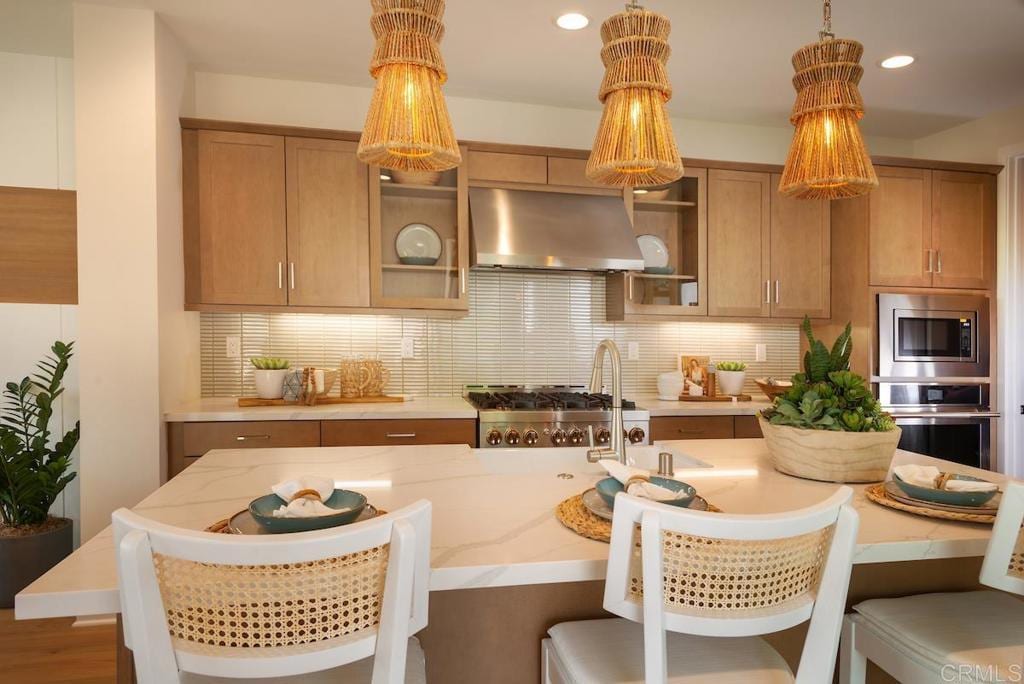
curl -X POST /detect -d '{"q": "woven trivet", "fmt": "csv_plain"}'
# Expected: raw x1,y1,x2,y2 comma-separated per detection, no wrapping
865,483,995,524
206,508,388,534
555,494,721,543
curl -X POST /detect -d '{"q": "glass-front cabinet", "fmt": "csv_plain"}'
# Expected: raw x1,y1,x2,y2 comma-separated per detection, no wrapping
369,144,470,311
606,167,707,319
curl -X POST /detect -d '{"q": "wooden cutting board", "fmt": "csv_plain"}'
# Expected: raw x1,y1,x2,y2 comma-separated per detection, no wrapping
676,394,753,402
237,395,405,407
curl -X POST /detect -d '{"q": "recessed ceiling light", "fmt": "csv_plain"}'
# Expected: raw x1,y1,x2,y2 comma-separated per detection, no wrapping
880,55,915,69
556,12,589,30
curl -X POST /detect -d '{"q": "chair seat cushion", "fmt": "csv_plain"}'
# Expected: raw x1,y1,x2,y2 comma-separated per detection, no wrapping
853,590,1024,676
180,636,425,684
548,618,794,683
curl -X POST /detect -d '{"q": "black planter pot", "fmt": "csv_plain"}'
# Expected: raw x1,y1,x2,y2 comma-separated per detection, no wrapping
0,518,74,609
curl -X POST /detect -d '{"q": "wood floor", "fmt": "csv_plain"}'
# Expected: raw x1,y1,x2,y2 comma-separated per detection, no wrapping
0,609,116,683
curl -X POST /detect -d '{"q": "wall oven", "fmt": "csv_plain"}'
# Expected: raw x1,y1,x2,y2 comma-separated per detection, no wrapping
877,293,990,379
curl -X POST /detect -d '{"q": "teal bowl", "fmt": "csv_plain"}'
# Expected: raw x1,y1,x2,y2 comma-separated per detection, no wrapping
595,476,697,509
893,473,998,508
248,489,367,533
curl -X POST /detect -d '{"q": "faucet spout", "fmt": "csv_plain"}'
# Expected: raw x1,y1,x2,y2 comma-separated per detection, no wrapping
588,339,627,464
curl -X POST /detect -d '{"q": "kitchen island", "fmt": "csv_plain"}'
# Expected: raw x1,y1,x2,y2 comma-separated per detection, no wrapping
17,440,1003,682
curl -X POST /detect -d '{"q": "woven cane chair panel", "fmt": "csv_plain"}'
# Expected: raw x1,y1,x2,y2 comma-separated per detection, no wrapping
152,544,389,650
1009,527,1024,579
628,525,835,617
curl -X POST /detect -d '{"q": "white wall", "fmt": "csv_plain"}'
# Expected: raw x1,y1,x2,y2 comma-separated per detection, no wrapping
192,71,915,162
913,103,1024,164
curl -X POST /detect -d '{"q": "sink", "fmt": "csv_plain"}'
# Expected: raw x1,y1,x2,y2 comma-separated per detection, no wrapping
473,445,711,475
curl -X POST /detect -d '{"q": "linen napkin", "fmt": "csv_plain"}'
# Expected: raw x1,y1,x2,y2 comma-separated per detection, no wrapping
600,460,650,486
272,475,334,503
272,498,349,518
893,464,997,492
599,461,689,502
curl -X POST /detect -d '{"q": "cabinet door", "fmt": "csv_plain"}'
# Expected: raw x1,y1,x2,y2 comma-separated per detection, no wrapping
321,419,477,446
770,173,830,318
197,131,287,305
285,138,370,307
931,171,996,290
708,169,771,317
869,166,932,287
467,150,547,184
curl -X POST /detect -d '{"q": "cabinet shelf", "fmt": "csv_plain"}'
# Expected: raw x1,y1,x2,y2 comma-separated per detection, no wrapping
380,183,458,200
629,272,698,281
634,199,697,211
382,263,459,275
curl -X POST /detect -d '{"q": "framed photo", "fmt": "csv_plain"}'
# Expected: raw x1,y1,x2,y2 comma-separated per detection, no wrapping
679,354,710,394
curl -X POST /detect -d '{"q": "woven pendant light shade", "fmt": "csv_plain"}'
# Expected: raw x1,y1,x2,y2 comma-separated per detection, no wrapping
586,5,683,187
779,34,878,199
358,0,461,172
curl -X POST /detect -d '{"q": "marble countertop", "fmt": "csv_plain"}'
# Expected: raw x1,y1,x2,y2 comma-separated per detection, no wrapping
164,396,477,422
16,440,1005,620
633,394,775,417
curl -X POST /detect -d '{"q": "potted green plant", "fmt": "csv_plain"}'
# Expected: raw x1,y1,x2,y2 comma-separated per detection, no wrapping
715,360,747,396
759,319,900,483
251,357,290,399
0,341,79,608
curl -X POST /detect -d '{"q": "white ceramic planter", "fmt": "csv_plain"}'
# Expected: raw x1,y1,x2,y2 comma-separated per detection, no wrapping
253,369,289,399
717,370,746,396
656,371,685,400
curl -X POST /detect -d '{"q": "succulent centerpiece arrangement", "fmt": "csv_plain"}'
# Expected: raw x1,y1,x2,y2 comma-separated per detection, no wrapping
715,361,747,396
250,357,292,400
759,318,900,483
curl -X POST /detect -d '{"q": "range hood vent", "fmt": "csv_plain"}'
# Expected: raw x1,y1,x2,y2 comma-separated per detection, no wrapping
469,187,644,272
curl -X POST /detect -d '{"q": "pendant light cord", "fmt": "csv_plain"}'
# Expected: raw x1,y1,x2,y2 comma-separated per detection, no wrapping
819,0,835,40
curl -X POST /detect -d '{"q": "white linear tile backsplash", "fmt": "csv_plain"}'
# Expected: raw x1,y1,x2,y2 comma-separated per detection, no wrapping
201,271,801,397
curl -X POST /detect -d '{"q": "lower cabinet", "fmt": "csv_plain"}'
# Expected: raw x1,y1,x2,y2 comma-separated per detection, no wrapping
167,418,478,478
321,419,477,447
650,415,763,441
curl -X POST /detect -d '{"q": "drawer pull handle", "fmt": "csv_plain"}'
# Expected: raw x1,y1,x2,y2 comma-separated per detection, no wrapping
386,433,417,439
677,428,706,434
236,434,271,441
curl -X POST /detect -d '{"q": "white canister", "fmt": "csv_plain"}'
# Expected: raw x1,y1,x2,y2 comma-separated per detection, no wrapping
717,370,747,396
253,369,290,399
656,371,685,400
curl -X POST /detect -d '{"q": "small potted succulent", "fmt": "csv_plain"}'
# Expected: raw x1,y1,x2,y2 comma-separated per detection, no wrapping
715,361,747,396
0,341,79,607
759,318,899,483
251,357,291,399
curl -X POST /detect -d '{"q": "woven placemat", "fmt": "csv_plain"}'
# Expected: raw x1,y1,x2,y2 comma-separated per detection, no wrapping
865,483,996,524
206,508,388,534
555,494,721,543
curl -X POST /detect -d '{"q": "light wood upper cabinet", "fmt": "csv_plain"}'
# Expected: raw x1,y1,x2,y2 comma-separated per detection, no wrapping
547,157,599,188
708,169,771,317
931,171,996,290
467,150,547,184
770,173,830,319
869,166,932,288
285,138,369,307
196,130,287,305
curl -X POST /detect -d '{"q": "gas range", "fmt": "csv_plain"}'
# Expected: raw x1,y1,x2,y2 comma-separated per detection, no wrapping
464,385,650,448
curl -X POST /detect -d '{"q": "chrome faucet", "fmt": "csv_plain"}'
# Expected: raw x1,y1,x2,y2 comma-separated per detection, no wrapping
586,339,628,465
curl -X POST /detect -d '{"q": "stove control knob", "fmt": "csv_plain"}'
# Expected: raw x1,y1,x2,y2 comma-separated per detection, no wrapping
595,427,611,445
523,429,539,446
551,429,567,446
486,429,502,446
505,428,521,446
568,429,584,446
628,427,646,444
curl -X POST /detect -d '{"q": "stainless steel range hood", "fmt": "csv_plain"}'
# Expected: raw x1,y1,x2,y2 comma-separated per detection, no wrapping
469,187,644,271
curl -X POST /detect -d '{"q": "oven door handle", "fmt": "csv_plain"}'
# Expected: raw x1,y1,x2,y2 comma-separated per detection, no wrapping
890,411,1000,419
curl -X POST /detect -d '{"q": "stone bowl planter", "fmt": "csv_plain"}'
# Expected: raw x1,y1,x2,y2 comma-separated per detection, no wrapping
1,517,73,608
758,416,901,483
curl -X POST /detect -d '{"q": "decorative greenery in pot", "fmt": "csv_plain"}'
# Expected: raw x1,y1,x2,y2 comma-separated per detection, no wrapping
0,341,79,607
715,360,747,396
250,356,291,400
758,319,900,483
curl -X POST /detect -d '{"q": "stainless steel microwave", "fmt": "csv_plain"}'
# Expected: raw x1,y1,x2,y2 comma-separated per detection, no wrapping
877,293,990,379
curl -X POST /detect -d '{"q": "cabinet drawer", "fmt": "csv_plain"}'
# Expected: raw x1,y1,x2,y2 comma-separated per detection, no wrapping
650,416,734,441
321,419,477,447
468,151,547,184
182,421,321,456
733,415,763,438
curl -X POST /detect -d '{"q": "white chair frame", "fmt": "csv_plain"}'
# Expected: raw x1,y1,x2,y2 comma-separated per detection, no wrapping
840,480,1024,683
113,500,432,684
597,486,859,684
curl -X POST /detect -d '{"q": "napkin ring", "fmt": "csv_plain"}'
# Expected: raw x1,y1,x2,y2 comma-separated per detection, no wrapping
292,488,323,502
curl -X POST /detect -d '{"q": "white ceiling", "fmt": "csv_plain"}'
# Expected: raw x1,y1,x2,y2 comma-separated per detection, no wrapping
86,0,1024,139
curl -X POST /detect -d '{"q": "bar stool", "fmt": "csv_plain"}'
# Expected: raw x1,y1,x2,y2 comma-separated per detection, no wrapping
840,480,1024,683
113,500,432,684
543,487,859,683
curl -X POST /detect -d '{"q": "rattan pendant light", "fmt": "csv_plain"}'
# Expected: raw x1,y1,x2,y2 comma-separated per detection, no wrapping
358,0,461,172
586,1,683,187
779,0,877,199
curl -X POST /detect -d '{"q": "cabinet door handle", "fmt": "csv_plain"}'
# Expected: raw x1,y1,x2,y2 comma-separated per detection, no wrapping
236,434,270,442
278,262,284,289
764,280,770,304
385,433,417,439
926,249,934,273
936,250,942,274
774,279,780,304
460,267,467,295
289,262,296,289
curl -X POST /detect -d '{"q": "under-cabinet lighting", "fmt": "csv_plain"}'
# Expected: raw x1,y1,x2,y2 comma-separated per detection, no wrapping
380,173,392,181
